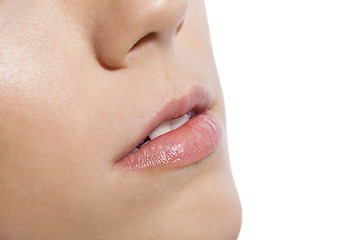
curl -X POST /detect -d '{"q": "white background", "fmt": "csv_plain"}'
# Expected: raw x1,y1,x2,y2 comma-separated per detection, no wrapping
206,1,360,239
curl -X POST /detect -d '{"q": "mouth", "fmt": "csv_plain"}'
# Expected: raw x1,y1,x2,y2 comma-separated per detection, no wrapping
115,87,223,171
131,110,197,153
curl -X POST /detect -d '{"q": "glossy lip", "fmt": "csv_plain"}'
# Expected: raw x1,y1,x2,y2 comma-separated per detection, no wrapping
114,86,223,171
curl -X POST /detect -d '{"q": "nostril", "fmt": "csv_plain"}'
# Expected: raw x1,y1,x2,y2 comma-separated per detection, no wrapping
129,32,157,53
175,20,185,36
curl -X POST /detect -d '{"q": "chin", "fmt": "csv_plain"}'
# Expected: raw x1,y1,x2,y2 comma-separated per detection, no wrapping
114,150,242,240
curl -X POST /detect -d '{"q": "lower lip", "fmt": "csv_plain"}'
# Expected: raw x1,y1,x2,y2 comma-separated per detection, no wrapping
116,113,222,171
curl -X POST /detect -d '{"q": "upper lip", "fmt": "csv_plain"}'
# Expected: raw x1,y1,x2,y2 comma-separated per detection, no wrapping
119,86,214,159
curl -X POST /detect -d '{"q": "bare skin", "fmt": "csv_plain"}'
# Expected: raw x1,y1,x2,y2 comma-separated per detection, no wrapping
0,0,241,239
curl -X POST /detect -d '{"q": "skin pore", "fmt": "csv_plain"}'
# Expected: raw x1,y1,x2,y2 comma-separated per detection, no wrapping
0,0,242,239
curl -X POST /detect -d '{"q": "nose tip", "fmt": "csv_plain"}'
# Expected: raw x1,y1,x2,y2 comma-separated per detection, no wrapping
93,0,189,70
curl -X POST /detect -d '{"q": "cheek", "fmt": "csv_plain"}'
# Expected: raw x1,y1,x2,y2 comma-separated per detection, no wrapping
0,48,103,237
0,36,142,237
0,57,87,172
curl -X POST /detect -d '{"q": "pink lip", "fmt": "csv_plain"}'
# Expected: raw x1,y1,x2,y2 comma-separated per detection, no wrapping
115,87,222,171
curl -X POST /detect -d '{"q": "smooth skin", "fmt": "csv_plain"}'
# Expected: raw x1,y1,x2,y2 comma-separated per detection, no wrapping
0,0,242,239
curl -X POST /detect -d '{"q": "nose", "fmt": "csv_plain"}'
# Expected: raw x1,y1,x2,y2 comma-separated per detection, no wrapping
92,0,189,69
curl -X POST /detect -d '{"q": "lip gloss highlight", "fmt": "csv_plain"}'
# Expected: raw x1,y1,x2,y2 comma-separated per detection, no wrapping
117,113,222,171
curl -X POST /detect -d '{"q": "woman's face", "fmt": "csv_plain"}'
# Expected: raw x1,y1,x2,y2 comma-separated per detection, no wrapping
0,0,241,239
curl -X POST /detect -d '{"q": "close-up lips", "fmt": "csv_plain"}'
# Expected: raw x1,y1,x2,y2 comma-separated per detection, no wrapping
115,87,223,171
